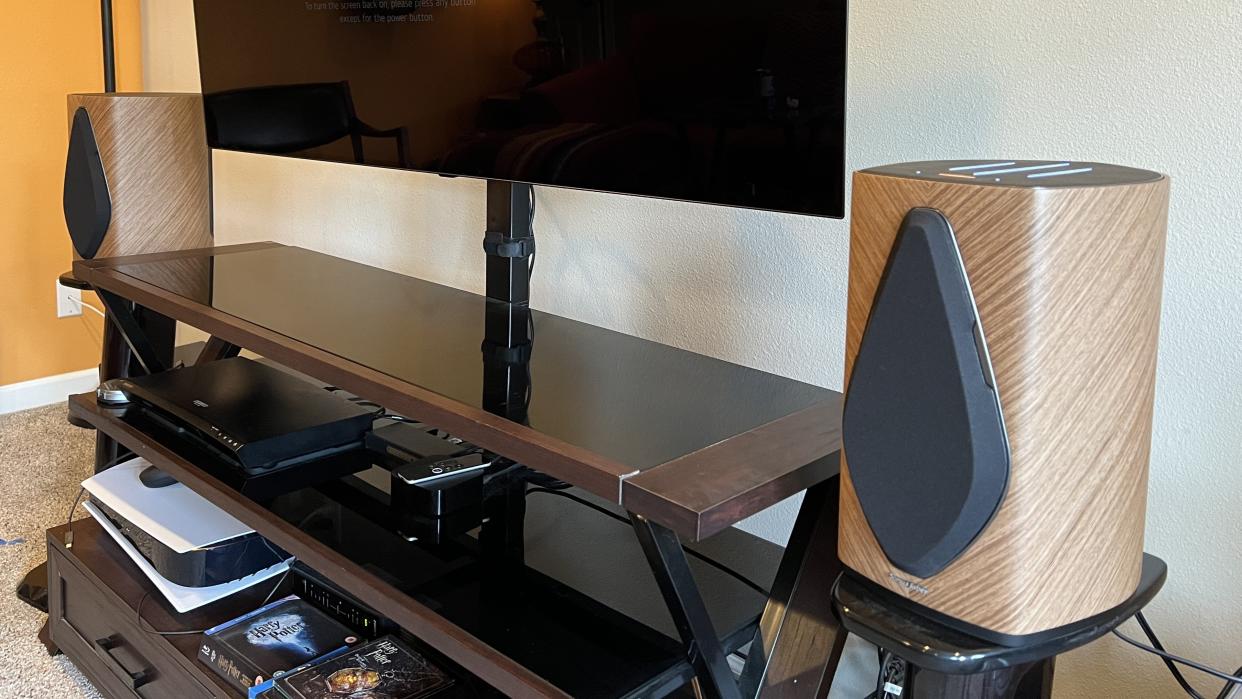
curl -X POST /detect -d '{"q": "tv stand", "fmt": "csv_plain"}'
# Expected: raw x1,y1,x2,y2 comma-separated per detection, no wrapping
62,238,845,698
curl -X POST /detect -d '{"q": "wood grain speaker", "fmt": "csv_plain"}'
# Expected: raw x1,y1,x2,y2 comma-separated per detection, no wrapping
838,160,1169,642
64,93,212,260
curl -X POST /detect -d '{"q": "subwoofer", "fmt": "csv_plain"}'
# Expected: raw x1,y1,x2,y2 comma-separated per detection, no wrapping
63,93,212,260
838,160,1169,642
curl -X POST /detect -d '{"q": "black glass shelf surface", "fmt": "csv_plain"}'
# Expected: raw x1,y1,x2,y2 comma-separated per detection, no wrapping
102,401,780,699
109,245,829,476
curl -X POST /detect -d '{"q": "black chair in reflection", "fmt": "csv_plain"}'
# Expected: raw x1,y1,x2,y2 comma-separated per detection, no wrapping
204,81,409,167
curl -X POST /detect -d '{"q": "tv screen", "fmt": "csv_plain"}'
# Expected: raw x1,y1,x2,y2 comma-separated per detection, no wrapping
194,0,847,217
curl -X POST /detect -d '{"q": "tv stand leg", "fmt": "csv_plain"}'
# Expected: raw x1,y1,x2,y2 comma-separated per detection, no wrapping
92,296,175,472
94,311,132,472
741,471,846,699
196,336,241,364
37,619,59,657
630,514,743,699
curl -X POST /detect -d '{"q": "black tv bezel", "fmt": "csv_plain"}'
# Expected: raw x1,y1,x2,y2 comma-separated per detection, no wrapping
192,0,848,220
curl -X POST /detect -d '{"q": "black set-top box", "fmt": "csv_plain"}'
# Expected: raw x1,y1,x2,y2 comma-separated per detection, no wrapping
115,357,376,474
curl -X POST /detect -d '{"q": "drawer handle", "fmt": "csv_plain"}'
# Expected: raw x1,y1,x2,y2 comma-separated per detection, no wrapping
92,634,155,690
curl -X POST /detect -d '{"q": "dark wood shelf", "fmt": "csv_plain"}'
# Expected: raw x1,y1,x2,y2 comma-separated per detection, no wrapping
74,243,841,541
68,392,782,699
47,518,262,698
47,517,494,699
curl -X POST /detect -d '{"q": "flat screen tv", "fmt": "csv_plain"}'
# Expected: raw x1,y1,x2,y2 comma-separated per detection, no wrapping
193,0,847,218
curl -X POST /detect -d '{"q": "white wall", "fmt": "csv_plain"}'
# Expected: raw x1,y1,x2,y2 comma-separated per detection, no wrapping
144,1,1242,696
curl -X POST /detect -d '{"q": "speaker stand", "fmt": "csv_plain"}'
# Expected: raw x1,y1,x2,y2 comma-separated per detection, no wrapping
832,554,1167,698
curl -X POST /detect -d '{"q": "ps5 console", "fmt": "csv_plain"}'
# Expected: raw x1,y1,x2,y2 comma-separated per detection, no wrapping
838,160,1169,641
82,458,287,588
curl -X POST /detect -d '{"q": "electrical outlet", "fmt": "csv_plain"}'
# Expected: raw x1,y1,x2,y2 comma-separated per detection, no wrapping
56,281,82,318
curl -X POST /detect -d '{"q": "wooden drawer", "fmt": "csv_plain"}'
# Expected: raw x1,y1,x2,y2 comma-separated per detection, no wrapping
49,537,218,699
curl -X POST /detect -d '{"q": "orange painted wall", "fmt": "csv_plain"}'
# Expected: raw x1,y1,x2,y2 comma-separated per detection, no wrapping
0,1,142,386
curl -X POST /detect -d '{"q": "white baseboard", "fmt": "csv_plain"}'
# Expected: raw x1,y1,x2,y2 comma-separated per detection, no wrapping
0,368,99,415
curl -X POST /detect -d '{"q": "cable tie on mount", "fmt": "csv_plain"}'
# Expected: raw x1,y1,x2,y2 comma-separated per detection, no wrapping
480,340,533,366
482,232,535,259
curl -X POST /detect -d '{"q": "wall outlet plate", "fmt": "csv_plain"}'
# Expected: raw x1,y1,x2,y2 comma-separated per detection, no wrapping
56,280,82,318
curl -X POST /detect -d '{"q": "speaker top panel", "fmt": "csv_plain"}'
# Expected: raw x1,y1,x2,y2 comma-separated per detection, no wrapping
862,160,1163,188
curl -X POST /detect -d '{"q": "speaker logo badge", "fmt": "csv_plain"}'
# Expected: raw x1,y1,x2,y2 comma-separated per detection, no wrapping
889,573,930,595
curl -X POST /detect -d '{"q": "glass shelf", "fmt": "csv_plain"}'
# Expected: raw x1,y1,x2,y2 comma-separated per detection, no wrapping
71,393,781,698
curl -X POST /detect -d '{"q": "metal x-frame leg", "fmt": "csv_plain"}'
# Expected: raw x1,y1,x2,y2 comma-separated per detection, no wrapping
95,289,172,375
92,290,176,473
739,472,846,698
196,335,242,364
628,461,849,699
630,513,745,699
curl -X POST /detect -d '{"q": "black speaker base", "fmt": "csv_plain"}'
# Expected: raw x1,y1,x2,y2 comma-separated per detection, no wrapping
833,553,1167,675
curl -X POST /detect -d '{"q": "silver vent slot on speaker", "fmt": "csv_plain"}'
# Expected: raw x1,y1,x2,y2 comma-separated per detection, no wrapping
1028,167,1095,179
970,162,1071,176
947,161,1016,171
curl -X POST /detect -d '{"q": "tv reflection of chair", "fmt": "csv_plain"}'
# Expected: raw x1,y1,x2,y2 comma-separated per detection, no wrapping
204,81,409,167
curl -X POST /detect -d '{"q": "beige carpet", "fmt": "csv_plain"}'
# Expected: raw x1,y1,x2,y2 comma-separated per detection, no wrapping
0,404,102,698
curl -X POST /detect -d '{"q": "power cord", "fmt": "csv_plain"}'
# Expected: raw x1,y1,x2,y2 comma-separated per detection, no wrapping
65,451,137,549
873,650,907,699
65,488,85,549
67,296,107,319
524,486,770,597
528,186,537,280
1115,611,1242,699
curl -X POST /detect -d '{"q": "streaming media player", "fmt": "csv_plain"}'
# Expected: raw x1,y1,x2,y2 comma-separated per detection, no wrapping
113,357,376,474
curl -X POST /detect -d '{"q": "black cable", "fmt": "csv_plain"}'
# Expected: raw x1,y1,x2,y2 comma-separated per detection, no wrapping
524,487,770,597
65,451,135,548
876,651,908,699
524,186,537,411
525,310,536,410
1130,611,1208,699
65,488,86,549
1114,611,1242,696
528,187,537,280
1223,670,1242,699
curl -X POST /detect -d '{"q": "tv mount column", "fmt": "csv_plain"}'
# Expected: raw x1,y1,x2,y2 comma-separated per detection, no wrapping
481,179,534,415
479,179,534,535
479,181,535,563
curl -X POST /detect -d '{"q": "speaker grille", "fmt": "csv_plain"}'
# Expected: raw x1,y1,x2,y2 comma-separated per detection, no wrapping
843,208,1010,579
63,107,112,259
